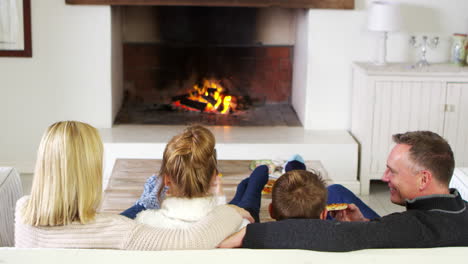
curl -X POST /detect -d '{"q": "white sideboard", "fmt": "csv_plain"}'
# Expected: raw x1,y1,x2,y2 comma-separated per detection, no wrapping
351,62,468,195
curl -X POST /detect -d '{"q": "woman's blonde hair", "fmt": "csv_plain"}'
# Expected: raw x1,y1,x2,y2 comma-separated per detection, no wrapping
22,121,103,226
160,125,217,198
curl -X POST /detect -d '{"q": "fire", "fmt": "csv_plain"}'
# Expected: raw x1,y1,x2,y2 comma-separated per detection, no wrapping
172,79,236,114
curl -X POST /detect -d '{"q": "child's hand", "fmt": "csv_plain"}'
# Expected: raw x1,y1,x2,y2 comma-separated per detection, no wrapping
226,204,254,223
329,203,369,222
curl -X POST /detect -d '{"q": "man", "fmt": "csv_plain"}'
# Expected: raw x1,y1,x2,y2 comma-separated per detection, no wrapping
219,131,468,251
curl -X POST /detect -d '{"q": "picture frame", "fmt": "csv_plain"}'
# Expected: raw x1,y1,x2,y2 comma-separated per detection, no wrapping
0,0,32,57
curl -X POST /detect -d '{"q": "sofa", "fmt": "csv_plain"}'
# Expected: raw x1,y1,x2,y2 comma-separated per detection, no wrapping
1,167,468,262
1,247,468,264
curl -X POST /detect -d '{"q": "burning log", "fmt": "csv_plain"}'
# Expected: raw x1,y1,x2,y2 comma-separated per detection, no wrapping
172,79,237,114
217,103,225,113
179,98,207,111
202,95,217,106
207,88,217,94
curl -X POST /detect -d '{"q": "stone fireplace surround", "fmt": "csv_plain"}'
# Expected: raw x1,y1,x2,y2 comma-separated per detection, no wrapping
75,1,361,193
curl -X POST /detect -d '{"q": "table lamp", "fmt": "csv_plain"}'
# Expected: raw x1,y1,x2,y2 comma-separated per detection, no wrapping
367,1,402,65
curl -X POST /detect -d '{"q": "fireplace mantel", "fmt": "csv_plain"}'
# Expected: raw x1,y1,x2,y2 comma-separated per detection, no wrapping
65,0,354,9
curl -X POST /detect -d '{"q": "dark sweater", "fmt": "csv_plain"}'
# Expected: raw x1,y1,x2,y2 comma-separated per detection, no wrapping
242,189,468,251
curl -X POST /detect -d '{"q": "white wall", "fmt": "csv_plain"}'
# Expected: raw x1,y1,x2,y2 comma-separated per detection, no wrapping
0,1,112,172
301,0,468,129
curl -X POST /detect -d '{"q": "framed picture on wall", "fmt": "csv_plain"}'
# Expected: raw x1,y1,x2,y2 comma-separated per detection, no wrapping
0,0,32,57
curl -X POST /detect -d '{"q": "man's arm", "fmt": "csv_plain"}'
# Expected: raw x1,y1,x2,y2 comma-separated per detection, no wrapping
242,220,367,251
240,215,430,251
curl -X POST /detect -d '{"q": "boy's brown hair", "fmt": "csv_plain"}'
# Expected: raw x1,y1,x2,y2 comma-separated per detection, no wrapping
271,170,327,220
159,125,217,198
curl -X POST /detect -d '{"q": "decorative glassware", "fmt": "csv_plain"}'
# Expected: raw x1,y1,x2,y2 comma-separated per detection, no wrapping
409,35,439,68
450,33,467,66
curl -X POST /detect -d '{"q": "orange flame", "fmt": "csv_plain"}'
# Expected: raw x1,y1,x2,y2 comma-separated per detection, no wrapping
175,79,236,114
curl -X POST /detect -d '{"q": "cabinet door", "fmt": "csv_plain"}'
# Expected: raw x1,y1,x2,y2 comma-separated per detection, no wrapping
370,80,446,175
444,82,468,167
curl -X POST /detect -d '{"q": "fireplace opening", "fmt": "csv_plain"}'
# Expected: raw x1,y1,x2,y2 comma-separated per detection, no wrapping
115,6,301,126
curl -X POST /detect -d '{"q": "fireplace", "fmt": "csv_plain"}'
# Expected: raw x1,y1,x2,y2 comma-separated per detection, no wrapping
114,6,301,126
62,1,360,193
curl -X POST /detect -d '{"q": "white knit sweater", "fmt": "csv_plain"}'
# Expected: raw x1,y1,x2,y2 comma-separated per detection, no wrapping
15,196,242,250
136,196,250,229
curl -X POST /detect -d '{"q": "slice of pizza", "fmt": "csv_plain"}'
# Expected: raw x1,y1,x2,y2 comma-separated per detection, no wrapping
262,179,276,194
326,203,349,211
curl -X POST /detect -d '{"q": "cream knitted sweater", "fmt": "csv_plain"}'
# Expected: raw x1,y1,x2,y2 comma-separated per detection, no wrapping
15,196,242,250
136,196,250,229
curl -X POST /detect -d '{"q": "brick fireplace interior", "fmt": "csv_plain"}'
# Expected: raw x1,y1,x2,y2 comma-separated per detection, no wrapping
115,6,301,126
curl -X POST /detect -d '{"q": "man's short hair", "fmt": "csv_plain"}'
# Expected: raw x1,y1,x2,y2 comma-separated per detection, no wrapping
271,170,327,220
393,131,454,186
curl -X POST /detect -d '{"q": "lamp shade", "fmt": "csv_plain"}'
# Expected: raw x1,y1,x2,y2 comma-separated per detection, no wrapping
367,1,402,32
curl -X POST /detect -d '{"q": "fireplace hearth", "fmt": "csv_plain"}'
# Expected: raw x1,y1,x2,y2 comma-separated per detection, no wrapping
115,103,301,126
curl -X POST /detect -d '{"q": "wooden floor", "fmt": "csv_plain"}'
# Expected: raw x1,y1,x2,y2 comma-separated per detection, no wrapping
101,159,329,223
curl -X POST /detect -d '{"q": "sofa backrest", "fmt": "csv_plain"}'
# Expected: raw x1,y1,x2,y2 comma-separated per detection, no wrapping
1,248,468,263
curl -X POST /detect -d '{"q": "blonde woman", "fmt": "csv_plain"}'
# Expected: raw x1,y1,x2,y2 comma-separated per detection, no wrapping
15,121,244,250
131,125,268,230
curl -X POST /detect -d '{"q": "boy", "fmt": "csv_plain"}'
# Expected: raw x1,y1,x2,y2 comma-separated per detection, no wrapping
269,169,328,221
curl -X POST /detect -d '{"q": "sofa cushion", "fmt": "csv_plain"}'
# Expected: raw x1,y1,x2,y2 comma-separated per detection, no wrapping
0,167,23,247
0,247,467,263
